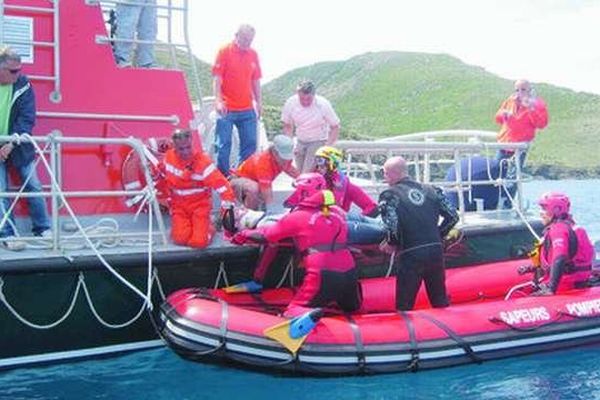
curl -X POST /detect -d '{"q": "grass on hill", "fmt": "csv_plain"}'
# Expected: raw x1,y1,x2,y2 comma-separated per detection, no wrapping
172,49,600,177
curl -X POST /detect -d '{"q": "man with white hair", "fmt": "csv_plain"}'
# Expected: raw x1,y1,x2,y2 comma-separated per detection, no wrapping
495,79,549,166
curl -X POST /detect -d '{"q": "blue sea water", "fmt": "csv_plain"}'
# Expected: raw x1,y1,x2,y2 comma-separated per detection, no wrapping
1,179,600,400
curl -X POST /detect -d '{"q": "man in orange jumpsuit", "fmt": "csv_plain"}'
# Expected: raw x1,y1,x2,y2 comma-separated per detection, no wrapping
229,134,299,210
163,129,234,248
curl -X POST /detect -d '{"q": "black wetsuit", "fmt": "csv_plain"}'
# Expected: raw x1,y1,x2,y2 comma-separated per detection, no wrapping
379,178,459,310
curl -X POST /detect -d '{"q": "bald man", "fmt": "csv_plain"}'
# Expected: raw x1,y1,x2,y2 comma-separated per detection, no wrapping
378,156,458,311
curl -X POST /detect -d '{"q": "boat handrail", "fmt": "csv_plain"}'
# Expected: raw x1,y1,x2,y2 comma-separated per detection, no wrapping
378,129,498,142
1,1,202,104
92,0,204,104
0,133,168,249
337,133,531,221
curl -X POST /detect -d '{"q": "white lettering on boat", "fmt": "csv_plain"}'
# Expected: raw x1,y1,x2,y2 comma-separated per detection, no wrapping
565,299,600,317
499,307,551,325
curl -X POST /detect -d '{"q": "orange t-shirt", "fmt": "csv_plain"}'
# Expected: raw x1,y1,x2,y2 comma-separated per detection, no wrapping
234,150,285,190
495,96,549,143
212,42,262,111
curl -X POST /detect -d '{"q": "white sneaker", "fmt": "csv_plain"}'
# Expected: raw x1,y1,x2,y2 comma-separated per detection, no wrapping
1,236,26,251
117,60,132,68
39,230,52,238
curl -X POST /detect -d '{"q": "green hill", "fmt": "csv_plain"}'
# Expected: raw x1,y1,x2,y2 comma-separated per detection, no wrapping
262,52,600,177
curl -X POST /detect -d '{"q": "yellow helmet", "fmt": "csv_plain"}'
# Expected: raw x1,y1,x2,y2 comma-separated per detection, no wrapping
314,146,343,172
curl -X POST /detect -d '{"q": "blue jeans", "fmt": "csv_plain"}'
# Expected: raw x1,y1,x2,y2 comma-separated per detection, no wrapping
114,0,157,67
0,161,50,237
495,149,527,176
215,109,257,175
346,211,385,245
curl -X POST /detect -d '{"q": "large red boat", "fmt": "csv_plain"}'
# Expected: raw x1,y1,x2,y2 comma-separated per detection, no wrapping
0,0,545,370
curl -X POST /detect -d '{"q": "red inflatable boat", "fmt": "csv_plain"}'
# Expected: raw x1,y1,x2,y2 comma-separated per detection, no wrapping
159,259,600,375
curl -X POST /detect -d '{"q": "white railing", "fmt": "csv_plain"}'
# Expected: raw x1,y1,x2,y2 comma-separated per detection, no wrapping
337,130,532,221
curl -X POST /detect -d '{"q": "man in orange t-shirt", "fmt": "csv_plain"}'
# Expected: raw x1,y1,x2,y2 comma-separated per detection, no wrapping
230,135,299,210
212,24,262,176
495,79,548,167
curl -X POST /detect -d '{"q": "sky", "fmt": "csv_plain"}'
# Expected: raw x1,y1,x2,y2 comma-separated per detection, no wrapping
185,0,600,95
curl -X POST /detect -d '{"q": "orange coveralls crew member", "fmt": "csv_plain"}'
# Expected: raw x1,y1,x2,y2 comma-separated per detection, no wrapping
229,134,299,210
163,129,234,248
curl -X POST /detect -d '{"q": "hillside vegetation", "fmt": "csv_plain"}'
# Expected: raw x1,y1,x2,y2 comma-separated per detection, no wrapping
180,51,600,177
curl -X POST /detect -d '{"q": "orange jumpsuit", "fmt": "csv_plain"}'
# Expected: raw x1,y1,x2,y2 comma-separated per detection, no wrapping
163,149,234,248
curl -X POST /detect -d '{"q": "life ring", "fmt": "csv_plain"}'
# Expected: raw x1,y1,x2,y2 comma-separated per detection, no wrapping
121,137,171,211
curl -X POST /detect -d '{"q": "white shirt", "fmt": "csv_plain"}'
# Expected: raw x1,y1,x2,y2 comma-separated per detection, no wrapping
281,94,340,142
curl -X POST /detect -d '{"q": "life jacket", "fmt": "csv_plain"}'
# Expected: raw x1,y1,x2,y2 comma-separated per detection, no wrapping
329,171,349,207
541,220,594,269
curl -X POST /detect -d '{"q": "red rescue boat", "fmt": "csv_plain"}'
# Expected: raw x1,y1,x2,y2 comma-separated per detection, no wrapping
159,259,600,375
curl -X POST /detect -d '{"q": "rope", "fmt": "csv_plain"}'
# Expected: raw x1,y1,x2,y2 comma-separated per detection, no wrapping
80,273,148,328
0,276,81,329
275,255,295,289
0,272,158,330
213,261,230,289
501,183,541,242
385,250,396,278
23,134,154,306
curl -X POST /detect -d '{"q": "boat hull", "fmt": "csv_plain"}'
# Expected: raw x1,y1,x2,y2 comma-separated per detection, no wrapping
159,269,600,375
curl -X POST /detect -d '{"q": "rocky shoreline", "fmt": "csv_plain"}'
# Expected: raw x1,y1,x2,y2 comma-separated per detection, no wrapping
527,164,600,180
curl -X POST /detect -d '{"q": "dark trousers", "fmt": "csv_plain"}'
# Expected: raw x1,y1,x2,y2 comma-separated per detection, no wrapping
305,269,361,313
395,247,448,311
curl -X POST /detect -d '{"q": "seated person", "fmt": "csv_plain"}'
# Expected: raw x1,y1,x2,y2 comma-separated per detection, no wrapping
312,146,384,244
523,192,593,295
445,156,505,211
229,134,299,210
231,173,361,317
162,129,234,248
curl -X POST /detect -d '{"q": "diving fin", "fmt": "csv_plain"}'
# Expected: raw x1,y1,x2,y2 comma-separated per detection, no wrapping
223,280,263,294
263,308,324,356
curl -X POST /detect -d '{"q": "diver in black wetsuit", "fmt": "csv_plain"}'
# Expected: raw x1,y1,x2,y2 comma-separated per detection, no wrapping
378,156,459,311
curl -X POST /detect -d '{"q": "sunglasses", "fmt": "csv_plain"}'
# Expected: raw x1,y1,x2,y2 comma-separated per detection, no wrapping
315,157,328,166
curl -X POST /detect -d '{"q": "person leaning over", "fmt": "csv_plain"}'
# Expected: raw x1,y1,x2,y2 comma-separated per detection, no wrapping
212,24,262,176
114,0,157,68
161,129,234,248
231,173,360,317
495,79,548,167
282,80,340,173
229,134,299,211
378,156,458,311
0,46,50,251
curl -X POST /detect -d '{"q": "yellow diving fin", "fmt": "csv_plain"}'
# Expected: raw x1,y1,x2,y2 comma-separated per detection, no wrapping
263,308,323,356
223,280,263,294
